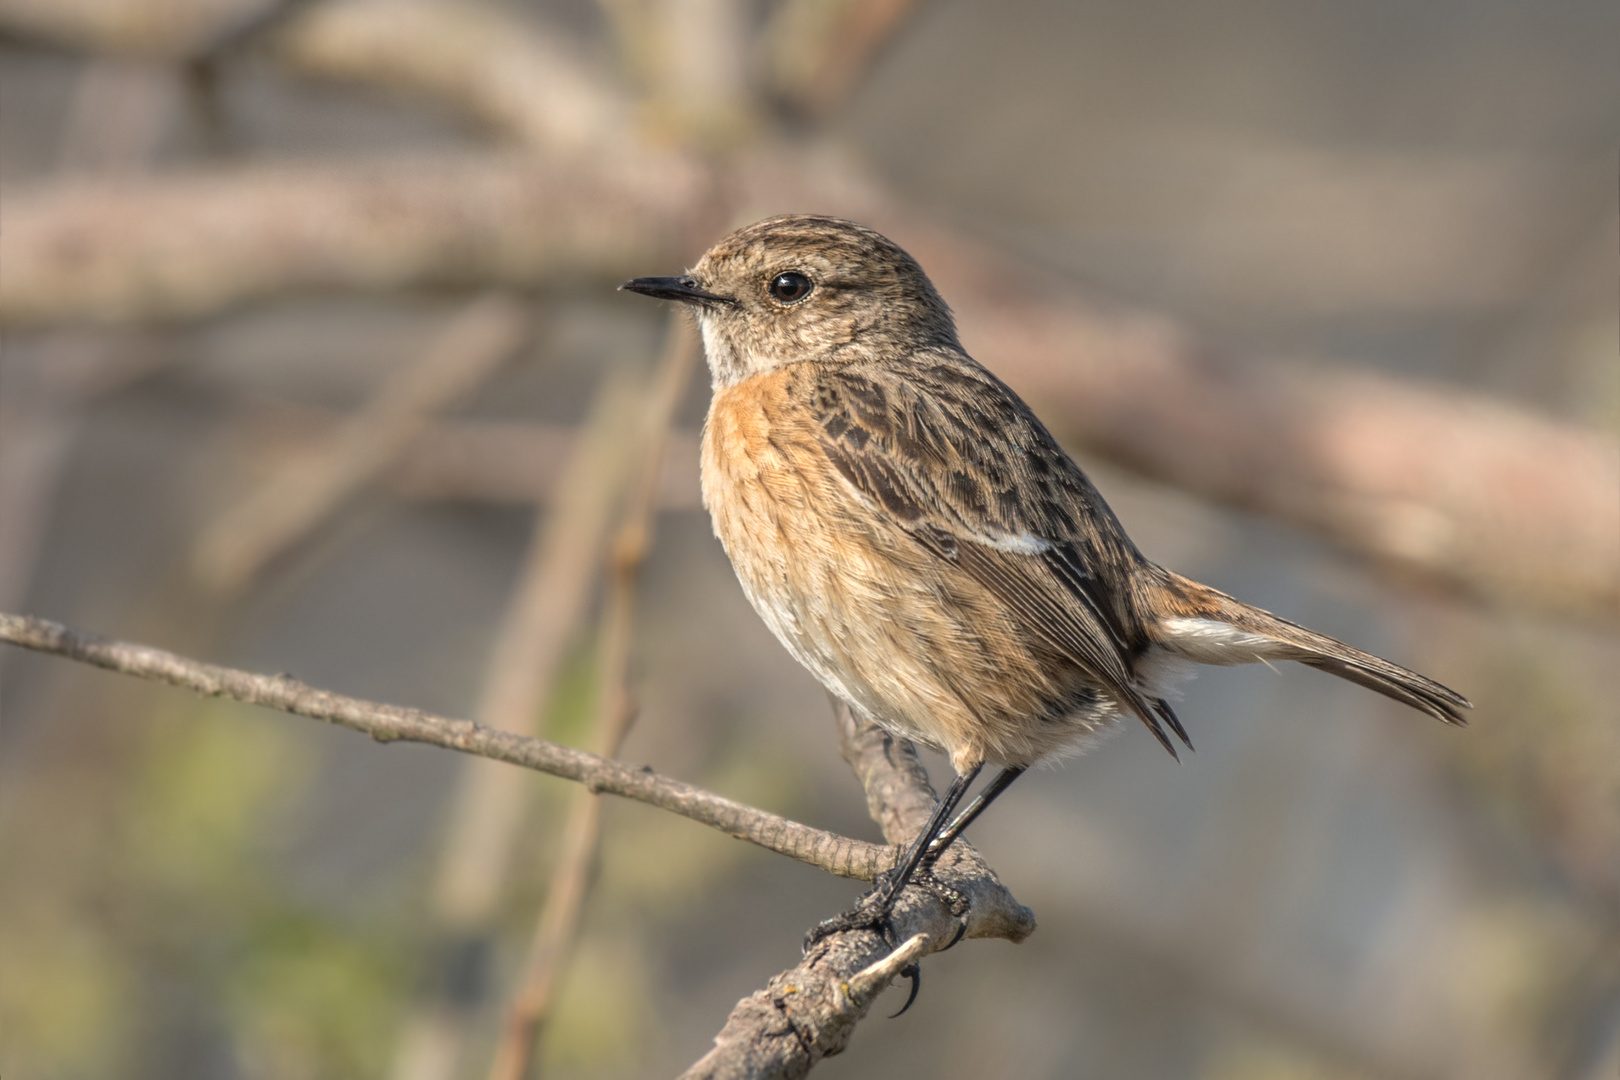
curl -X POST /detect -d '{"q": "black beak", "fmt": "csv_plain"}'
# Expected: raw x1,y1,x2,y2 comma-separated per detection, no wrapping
618,276,734,306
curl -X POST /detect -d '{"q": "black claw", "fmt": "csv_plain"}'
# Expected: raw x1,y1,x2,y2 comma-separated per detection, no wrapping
888,963,922,1018
941,918,968,951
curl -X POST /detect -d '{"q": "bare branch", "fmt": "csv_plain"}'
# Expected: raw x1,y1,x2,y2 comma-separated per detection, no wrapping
192,293,531,591
0,612,894,881
681,702,1036,1079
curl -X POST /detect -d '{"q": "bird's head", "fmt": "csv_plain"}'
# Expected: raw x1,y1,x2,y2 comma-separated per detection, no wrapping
620,214,958,385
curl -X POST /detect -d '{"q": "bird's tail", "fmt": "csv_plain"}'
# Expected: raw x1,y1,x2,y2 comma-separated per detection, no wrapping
1144,570,1471,726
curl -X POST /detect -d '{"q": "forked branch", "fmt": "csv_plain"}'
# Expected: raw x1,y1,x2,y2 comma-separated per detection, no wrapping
681,702,1035,1079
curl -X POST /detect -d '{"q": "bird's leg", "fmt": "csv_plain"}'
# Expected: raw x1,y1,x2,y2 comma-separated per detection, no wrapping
897,766,1027,959
804,764,981,951
924,766,1025,863
875,763,981,905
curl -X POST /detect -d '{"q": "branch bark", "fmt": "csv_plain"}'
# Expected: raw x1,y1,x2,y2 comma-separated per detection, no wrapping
681,701,1036,1079
0,612,894,881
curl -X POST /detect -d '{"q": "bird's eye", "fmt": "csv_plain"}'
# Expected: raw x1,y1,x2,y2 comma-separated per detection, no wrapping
768,271,813,304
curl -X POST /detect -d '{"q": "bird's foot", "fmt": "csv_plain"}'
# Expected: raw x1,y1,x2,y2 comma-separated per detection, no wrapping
803,879,925,1016
802,871,902,953
800,863,969,1016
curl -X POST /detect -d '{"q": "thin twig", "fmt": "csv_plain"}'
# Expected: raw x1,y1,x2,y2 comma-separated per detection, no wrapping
680,701,1036,1080
0,612,895,880
192,293,531,591
487,314,699,1080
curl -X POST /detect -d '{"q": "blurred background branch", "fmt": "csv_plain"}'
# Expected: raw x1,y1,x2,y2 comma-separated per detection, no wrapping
0,153,706,325
761,0,926,121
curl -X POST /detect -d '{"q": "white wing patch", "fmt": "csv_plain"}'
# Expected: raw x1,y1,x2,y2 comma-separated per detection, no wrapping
982,531,1051,555
1158,616,1283,666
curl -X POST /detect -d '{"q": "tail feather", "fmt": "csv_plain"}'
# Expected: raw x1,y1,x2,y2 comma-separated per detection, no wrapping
1147,571,1472,726
1294,651,1470,726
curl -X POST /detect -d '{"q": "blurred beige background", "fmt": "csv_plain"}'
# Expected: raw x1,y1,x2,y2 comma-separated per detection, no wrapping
1,1,1616,1078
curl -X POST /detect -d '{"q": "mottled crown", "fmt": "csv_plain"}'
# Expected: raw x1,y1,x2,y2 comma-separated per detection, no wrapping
688,215,960,385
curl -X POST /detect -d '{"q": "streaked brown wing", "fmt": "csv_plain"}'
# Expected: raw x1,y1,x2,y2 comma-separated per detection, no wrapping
808,357,1185,756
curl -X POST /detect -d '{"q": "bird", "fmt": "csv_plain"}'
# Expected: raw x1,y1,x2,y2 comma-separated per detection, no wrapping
620,213,1469,943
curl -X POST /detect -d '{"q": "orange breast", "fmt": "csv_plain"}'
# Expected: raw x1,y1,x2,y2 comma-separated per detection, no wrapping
701,369,815,580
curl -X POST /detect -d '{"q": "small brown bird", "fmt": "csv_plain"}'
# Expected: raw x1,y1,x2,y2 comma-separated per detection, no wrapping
622,214,1468,933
